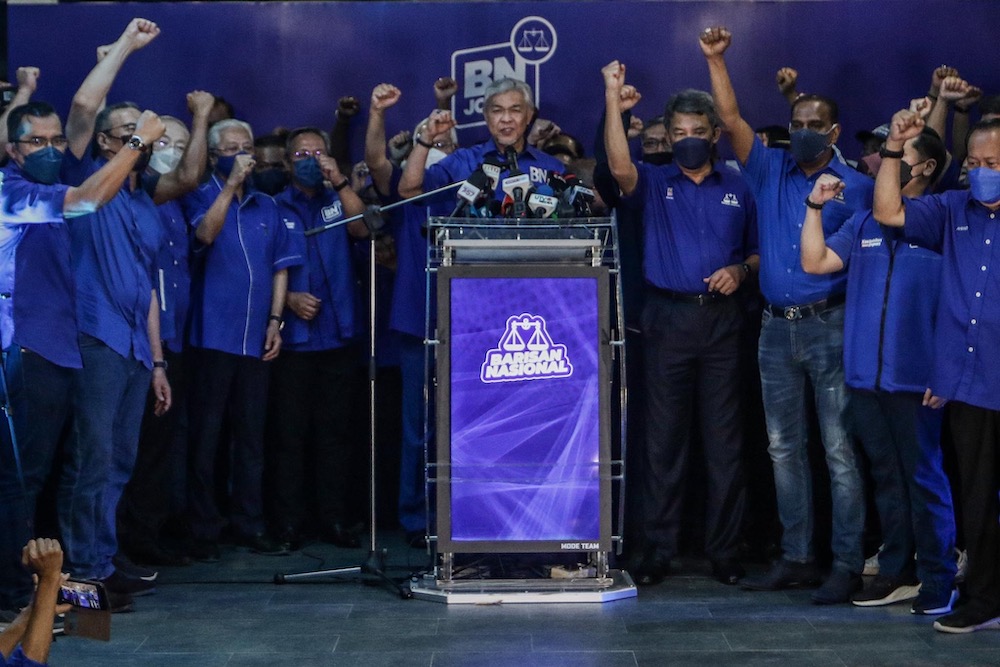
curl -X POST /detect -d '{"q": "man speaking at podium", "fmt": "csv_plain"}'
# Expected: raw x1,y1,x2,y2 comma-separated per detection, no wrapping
601,60,758,588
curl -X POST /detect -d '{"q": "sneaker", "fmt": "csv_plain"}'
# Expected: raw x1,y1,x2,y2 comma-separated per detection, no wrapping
113,554,158,582
933,605,1000,633
852,575,920,607
862,545,883,577
740,558,821,591
912,587,959,615
101,569,156,597
811,569,862,605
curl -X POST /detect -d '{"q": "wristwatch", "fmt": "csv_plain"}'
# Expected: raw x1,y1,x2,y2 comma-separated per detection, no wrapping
126,135,147,152
268,314,285,331
153,360,168,370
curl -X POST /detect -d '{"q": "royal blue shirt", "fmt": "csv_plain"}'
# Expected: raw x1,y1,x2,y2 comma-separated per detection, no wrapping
273,185,359,352
154,199,191,353
185,176,302,358
62,152,162,368
826,210,941,393
423,141,564,204
624,162,757,293
899,190,1000,410
741,136,873,306
0,163,82,368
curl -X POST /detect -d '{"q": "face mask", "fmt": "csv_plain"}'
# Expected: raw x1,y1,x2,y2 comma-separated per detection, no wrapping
671,137,712,170
968,167,1000,204
149,147,182,175
859,152,881,178
21,146,63,184
643,151,673,167
899,159,928,189
789,126,836,164
425,147,448,168
215,152,245,179
253,168,290,196
293,157,324,189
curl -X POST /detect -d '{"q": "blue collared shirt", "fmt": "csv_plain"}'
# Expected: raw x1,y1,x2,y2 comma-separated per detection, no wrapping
62,152,162,367
0,163,82,368
185,176,303,358
826,210,941,394
423,141,565,203
155,199,191,353
273,185,359,351
900,190,1000,410
625,162,758,293
741,136,873,306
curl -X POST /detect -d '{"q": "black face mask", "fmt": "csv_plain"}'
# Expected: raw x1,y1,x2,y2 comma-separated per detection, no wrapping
253,168,290,195
643,152,672,166
899,159,927,189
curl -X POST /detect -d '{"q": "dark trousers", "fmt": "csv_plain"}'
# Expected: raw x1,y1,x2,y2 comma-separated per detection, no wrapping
0,348,74,608
948,401,1000,613
187,348,269,541
268,347,355,532
118,347,188,550
640,293,746,562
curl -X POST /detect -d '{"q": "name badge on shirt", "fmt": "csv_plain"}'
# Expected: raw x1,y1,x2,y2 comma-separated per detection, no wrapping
283,217,297,230
322,202,343,222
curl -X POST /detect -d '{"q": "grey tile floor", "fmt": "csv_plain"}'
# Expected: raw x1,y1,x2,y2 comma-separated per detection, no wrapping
46,534,1000,666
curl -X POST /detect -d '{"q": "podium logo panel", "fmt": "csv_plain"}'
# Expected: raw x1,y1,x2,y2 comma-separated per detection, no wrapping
480,313,573,384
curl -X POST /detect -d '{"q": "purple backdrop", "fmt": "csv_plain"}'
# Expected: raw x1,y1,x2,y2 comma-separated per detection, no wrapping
8,1,1000,163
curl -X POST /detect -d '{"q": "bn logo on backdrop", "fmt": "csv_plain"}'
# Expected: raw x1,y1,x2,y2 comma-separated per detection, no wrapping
480,313,573,384
451,16,557,130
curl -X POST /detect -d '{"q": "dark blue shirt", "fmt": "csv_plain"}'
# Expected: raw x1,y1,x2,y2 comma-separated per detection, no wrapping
185,176,302,358
274,185,359,351
900,189,1000,410
62,152,162,367
0,163,81,368
741,136,874,306
625,162,757,293
826,210,941,394
154,199,191,353
423,141,564,203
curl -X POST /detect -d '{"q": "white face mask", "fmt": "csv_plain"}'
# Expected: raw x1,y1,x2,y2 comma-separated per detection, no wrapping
149,146,183,174
425,147,449,168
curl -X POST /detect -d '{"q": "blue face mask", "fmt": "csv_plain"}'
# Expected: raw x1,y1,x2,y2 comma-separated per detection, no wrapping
21,146,63,185
671,137,712,170
293,157,324,189
968,167,1000,205
789,126,835,164
215,152,246,179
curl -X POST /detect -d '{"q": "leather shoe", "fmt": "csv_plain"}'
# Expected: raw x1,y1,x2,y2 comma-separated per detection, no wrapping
634,553,671,586
811,569,862,605
711,559,746,585
325,523,360,549
740,558,821,591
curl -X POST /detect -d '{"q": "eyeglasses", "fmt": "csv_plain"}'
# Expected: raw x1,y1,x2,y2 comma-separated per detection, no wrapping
100,123,137,137
291,149,325,161
16,135,68,150
214,144,254,156
154,137,186,151
642,138,669,150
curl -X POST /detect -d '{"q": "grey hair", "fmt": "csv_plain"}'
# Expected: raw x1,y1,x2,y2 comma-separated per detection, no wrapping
483,78,535,111
208,118,254,149
664,89,720,130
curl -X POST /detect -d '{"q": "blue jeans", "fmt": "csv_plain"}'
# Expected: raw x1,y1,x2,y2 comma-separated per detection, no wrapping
757,304,864,573
847,389,956,591
59,336,149,580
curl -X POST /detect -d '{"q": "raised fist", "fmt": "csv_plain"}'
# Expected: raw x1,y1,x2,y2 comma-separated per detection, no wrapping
938,76,972,103
776,67,798,95
120,18,160,52
619,85,642,113
433,77,459,103
810,173,845,205
337,96,361,119
420,109,455,143
227,153,256,187
16,67,40,93
889,109,925,144
527,118,561,148
187,90,215,117
135,110,166,145
699,26,732,57
602,60,626,92
371,84,402,113
930,65,960,95
627,115,645,140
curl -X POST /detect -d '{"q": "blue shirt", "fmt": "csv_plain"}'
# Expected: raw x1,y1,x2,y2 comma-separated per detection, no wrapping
741,136,874,306
154,199,191,353
826,210,941,393
900,190,1000,410
185,176,302,358
62,152,162,367
273,185,359,351
625,162,757,293
0,163,81,368
423,141,564,204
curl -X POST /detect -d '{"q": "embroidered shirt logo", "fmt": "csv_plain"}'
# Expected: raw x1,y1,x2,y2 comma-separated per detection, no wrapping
721,193,740,207
480,313,573,383
860,237,883,248
322,201,343,222
665,187,674,200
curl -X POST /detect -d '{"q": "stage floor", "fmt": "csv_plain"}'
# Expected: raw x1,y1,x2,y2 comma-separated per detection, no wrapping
46,532,999,666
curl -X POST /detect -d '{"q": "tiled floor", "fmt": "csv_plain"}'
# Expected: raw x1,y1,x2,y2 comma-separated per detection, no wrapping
46,535,1000,666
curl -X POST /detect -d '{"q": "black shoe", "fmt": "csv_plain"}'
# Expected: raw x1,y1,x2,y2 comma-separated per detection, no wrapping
852,574,920,607
275,526,302,552
112,554,158,582
324,523,360,549
405,530,427,549
741,558,821,591
107,590,135,614
101,569,156,597
189,539,221,563
634,553,671,587
933,604,1000,633
238,532,289,556
811,569,862,605
126,543,192,568
711,559,746,586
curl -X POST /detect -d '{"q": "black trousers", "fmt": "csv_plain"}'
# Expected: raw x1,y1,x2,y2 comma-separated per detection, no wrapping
640,292,746,562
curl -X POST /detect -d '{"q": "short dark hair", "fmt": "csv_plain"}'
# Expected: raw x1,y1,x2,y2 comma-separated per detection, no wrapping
979,94,1000,118
95,101,139,134
791,94,840,124
911,127,947,183
254,133,286,150
212,96,235,119
967,117,1000,150
6,101,58,142
284,127,330,155
642,115,666,134
664,89,720,130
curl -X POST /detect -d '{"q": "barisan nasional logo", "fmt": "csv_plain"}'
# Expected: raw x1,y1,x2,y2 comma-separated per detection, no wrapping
480,313,573,383
451,16,557,130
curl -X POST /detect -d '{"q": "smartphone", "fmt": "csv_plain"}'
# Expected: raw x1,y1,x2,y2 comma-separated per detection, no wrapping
57,579,109,611
1,88,15,105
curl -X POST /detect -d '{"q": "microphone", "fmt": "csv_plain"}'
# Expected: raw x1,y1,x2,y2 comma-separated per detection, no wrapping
527,193,558,219
562,175,595,217
481,155,504,192
505,146,520,173
501,172,532,218
451,169,492,216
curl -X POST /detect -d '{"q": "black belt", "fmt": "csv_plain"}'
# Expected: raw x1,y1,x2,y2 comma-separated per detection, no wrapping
648,284,729,306
766,293,845,320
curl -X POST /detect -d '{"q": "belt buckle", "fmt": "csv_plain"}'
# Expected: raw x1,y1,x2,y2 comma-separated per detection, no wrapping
783,305,801,320
696,294,708,306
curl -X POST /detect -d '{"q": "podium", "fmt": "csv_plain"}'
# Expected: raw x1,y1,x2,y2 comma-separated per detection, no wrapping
409,217,635,604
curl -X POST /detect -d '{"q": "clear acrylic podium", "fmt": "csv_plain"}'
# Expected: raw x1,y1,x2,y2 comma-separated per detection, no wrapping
409,216,635,604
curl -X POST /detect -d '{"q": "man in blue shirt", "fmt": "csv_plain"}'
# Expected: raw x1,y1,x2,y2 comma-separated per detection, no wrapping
702,26,872,603
602,62,759,587
270,126,367,550
802,128,958,616
874,112,1000,634
0,100,166,618
184,119,302,560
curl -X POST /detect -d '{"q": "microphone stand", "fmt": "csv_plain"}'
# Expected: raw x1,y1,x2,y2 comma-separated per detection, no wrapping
274,181,461,598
